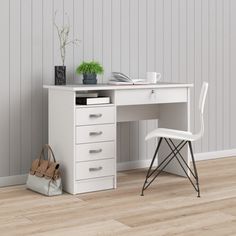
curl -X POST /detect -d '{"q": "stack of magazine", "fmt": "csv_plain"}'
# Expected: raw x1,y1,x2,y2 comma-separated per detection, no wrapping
76,92,110,105
109,72,151,85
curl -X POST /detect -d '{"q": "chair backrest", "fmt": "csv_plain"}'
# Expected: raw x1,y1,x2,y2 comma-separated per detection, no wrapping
195,82,208,140
199,82,209,115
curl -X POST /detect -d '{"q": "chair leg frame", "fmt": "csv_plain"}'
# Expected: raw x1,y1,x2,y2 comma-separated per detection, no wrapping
141,138,200,197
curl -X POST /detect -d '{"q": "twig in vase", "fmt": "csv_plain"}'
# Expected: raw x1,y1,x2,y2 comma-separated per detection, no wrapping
54,11,80,66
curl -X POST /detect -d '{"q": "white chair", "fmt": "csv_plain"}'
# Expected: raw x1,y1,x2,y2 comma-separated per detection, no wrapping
141,82,209,197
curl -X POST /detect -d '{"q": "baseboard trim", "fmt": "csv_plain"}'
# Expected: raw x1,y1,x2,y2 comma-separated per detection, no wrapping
0,174,28,188
117,159,153,171
0,149,235,187
195,149,236,161
117,149,236,171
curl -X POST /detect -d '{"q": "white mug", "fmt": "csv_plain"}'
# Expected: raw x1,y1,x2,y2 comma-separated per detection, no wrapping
146,72,161,83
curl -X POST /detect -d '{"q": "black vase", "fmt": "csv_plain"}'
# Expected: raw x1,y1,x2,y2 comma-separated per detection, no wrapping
55,66,66,85
83,73,97,84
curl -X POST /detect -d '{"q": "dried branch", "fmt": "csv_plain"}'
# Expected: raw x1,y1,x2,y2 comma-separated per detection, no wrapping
54,11,80,66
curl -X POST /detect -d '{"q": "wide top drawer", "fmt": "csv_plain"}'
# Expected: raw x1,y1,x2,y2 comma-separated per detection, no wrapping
76,106,115,126
115,88,188,106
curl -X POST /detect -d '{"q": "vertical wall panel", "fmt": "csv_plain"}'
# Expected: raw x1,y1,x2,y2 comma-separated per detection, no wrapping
111,0,121,162
187,0,195,149
138,0,147,78
129,121,139,162
21,0,32,173
111,0,121,72
120,123,130,162
171,0,179,82
0,0,10,177
129,0,139,162
139,120,147,161
179,0,187,83
146,0,157,158
216,0,223,150
223,0,230,149
120,0,130,76
120,0,130,162
230,0,236,148
42,0,53,148
64,0,74,84
102,0,112,82
201,0,209,152
9,0,21,175
163,0,172,81
117,122,121,163
147,0,155,72
138,0,147,161
53,0,64,66
146,120,157,159
208,0,217,151
194,0,202,152
156,0,164,76
32,0,43,160
130,0,139,79
93,0,103,83
83,0,93,61
74,0,84,83
1,0,236,178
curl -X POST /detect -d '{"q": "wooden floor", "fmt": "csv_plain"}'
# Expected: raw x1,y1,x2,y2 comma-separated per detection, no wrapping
1,157,236,236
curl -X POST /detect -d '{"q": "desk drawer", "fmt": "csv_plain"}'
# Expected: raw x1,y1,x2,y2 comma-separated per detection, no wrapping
75,159,115,180
76,124,115,144
75,141,115,162
115,88,187,106
75,176,114,193
75,106,115,126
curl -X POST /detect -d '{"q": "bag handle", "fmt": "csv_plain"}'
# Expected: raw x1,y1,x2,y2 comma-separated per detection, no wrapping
38,144,56,163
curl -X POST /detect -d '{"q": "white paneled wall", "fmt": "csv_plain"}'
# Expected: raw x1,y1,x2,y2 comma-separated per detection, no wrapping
0,0,235,178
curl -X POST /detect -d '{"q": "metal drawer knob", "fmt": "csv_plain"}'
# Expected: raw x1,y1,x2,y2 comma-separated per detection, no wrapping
89,166,103,172
89,149,102,154
89,131,103,136
89,113,102,118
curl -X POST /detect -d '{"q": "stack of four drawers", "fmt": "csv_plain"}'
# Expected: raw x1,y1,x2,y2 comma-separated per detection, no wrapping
74,105,116,193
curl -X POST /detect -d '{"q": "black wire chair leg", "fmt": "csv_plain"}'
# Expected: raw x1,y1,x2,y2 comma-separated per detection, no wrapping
141,138,201,198
141,138,163,196
147,140,185,179
141,139,187,196
188,141,200,197
168,139,196,179
165,139,199,193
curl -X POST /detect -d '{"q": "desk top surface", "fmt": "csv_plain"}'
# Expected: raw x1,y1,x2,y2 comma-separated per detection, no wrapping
44,82,193,91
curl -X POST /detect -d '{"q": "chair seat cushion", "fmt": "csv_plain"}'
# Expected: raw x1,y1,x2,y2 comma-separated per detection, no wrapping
145,128,196,141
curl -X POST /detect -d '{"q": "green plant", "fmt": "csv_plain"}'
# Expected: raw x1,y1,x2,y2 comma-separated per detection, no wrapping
76,61,104,75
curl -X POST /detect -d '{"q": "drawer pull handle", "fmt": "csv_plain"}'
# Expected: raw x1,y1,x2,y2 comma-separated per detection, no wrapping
89,166,103,172
89,149,102,154
89,131,103,136
89,113,102,118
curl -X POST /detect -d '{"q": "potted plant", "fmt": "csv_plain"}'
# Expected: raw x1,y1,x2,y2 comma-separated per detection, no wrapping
76,61,104,84
54,12,80,85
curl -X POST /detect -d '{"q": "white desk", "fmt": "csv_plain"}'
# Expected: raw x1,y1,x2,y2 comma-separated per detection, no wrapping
44,83,193,194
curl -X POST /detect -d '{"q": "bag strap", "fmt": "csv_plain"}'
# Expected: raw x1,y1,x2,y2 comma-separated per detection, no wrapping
38,144,56,163
45,144,56,163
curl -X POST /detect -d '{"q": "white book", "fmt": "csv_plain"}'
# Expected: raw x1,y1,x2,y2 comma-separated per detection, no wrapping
109,72,152,85
76,97,110,105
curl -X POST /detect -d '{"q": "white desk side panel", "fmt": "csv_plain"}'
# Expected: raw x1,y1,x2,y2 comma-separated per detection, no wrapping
158,87,191,177
48,89,75,194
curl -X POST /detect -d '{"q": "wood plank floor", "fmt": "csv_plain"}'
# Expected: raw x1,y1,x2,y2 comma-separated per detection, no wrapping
1,157,236,235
